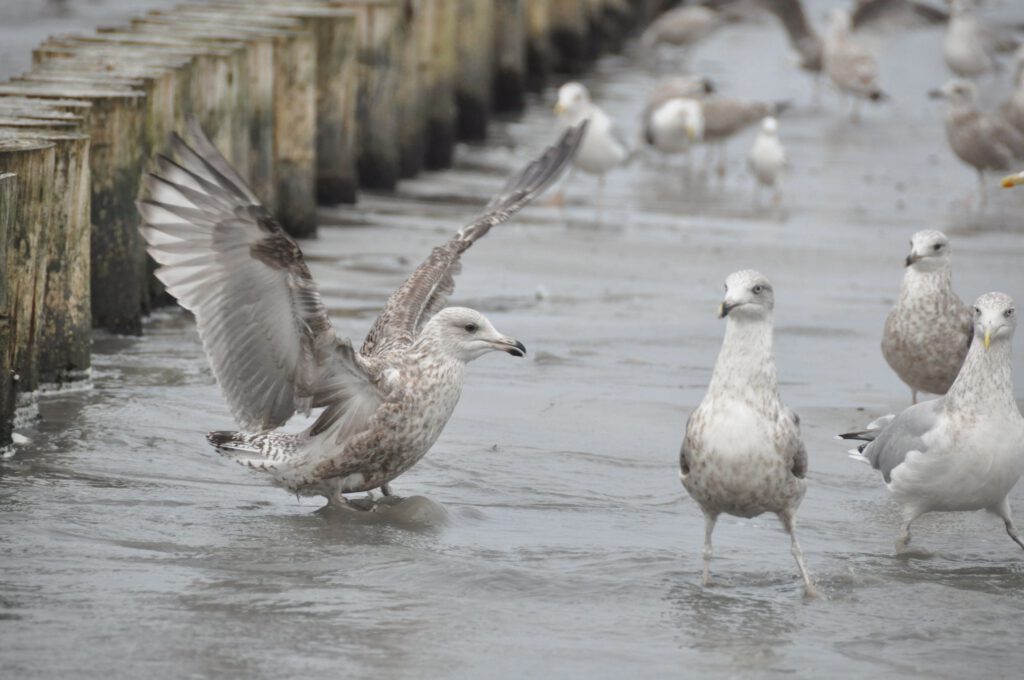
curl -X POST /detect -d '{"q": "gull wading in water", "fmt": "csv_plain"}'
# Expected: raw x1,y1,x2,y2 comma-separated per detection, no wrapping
842,293,1024,554
139,119,585,509
679,270,816,595
881,230,972,404
553,82,628,208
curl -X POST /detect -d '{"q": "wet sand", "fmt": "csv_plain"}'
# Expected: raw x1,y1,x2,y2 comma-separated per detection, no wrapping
3,2,1024,678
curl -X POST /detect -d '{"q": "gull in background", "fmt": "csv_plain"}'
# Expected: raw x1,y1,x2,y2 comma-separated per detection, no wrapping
881,230,972,404
842,293,1024,555
823,8,888,120
679,270,816,596
943,0,1019,79
747,116,787,205
138,119,584,509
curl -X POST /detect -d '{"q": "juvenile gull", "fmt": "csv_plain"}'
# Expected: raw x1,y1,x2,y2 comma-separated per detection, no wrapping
823,8,887,119
881,230,972,404
138,119,584,508
929,79,1024,207
554,82,628,204
842,293,1024,554
943,0,1018,78
679,270,816,595
640,6,724,52
746,116,787,205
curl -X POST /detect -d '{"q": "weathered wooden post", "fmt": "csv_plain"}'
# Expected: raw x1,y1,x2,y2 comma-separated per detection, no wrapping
0,125,91,387
492,0,527,112
0,138,56,413
0,171,17,446
454,0,495,140
549,0,589,73
524,0,552,90
423,0,457,169
0,81,147,335
395,0,428,178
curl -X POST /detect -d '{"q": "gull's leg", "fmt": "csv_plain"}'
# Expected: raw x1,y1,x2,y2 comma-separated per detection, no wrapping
716,143,727,179
990,497,1024,550
850,97,862,123
701,511,718,586
977,169,987,211
596,173,605,223
779,510,818,597
911,389,918,405
380,482,393,497
547,167,575,207
896,508,924,554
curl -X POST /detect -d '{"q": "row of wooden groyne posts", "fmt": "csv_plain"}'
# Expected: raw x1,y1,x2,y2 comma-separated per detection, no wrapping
0,0,671,445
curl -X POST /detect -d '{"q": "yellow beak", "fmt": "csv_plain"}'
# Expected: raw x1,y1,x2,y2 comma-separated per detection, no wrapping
1001,172,1024,188
984,330,991,350
685,124,698,141
554,102,565,115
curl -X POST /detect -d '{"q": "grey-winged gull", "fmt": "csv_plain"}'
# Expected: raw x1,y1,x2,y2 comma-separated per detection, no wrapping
929,79,1024,207
138,118,585,509
640,76,713,172
679,270,816,595
553,82,628,205
746,116,787,205
881,230,972,404
943,0,1018,78
696,95,789,177
640,6,724,52
823,8,887,119
842,292,1024,554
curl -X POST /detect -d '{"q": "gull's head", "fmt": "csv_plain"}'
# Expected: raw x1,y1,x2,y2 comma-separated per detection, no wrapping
658,98,704,141
760,116,778,136
555,82,590,119
928,79,976,107
719,270,774,321
972,292,1015,351
905,229,952,271
423,307,526,362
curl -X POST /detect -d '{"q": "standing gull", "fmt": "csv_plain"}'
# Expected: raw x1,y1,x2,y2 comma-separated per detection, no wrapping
640,6,724,54
943,0,1018,78
679,270,816,595
929,79,1024,208
698,95,789,177
138,119,584,509
553,82,628,208
881,230,972,404
842,293,1024,554
747,116,787,205
823,8,887,119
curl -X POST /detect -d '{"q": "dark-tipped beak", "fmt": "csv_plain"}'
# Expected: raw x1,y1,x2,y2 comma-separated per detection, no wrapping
496,338,526,357
702,78,715,94
718,301,736,318
905,253,922,267
927,88,943,100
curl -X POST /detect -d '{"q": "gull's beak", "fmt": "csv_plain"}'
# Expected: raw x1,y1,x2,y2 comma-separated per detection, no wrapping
984,329,991,350
905,252,922,267
927,88,944,100
554,101,565,115
718,301,737,318
491,337,527,357
702,78,715,94
1001,172,1024,188
685,122,699,141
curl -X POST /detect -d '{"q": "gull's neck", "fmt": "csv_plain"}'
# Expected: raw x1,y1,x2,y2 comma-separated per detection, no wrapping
899,264,953,303
409,334,467,370
708,315,779,407
946,336,1016,417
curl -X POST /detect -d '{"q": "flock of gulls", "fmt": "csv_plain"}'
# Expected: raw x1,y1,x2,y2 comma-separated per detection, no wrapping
137,0,1024,597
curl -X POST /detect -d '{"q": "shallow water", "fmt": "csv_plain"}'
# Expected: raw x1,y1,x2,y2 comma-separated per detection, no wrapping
4,2,1024,678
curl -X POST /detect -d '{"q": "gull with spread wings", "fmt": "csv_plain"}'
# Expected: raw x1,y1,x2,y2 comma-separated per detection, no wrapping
139,119,585,509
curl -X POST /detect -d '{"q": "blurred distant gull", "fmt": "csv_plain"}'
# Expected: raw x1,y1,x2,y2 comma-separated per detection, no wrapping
697,95,789,176
139,119,584,509
760,0,823,74
930,79,1024,207
823,8,887,119
997,47,1024,135
842,292,1024,554
943,0,1018,78
679,270,816,595
882,230,972,404
554,82,628,205
747,116,787,205
640,5,724,52
641,76,713,171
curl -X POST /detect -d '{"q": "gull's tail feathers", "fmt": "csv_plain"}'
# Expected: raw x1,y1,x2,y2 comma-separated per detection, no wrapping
206,430,294,474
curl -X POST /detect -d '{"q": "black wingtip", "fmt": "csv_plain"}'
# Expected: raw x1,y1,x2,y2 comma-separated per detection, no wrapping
207,430,240,448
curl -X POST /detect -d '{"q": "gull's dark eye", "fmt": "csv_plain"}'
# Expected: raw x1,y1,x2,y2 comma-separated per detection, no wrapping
974,307,981,315
752,285,763,294
1006,309,1015,318
464,323,478,333
933,244,942,251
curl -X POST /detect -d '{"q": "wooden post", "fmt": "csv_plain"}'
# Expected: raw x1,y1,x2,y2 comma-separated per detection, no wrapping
492,0,527,112
0,126,91,386
0,82,147,335
0,139,56,410
549,0,589,73
396,0,427,178
454,0,495,140
524,0,552,90
0,171,16,446
423,0,457,169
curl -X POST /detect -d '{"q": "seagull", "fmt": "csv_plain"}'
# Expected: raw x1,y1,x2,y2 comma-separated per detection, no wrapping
746,116,787,205
997,47,1024,135
929,79,1024,208
138,118,585,509
679,270,816,595
841,292,1024,555
642,97,704,170
943,0,1018,78
823,8,887,119
697,95,789,177
881,230,973,404
640,5,724,53
553,82,628,209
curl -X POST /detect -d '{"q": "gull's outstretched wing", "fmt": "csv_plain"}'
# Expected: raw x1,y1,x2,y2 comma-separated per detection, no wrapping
139,119,379,432
360,123,587,356
841,399,944,482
